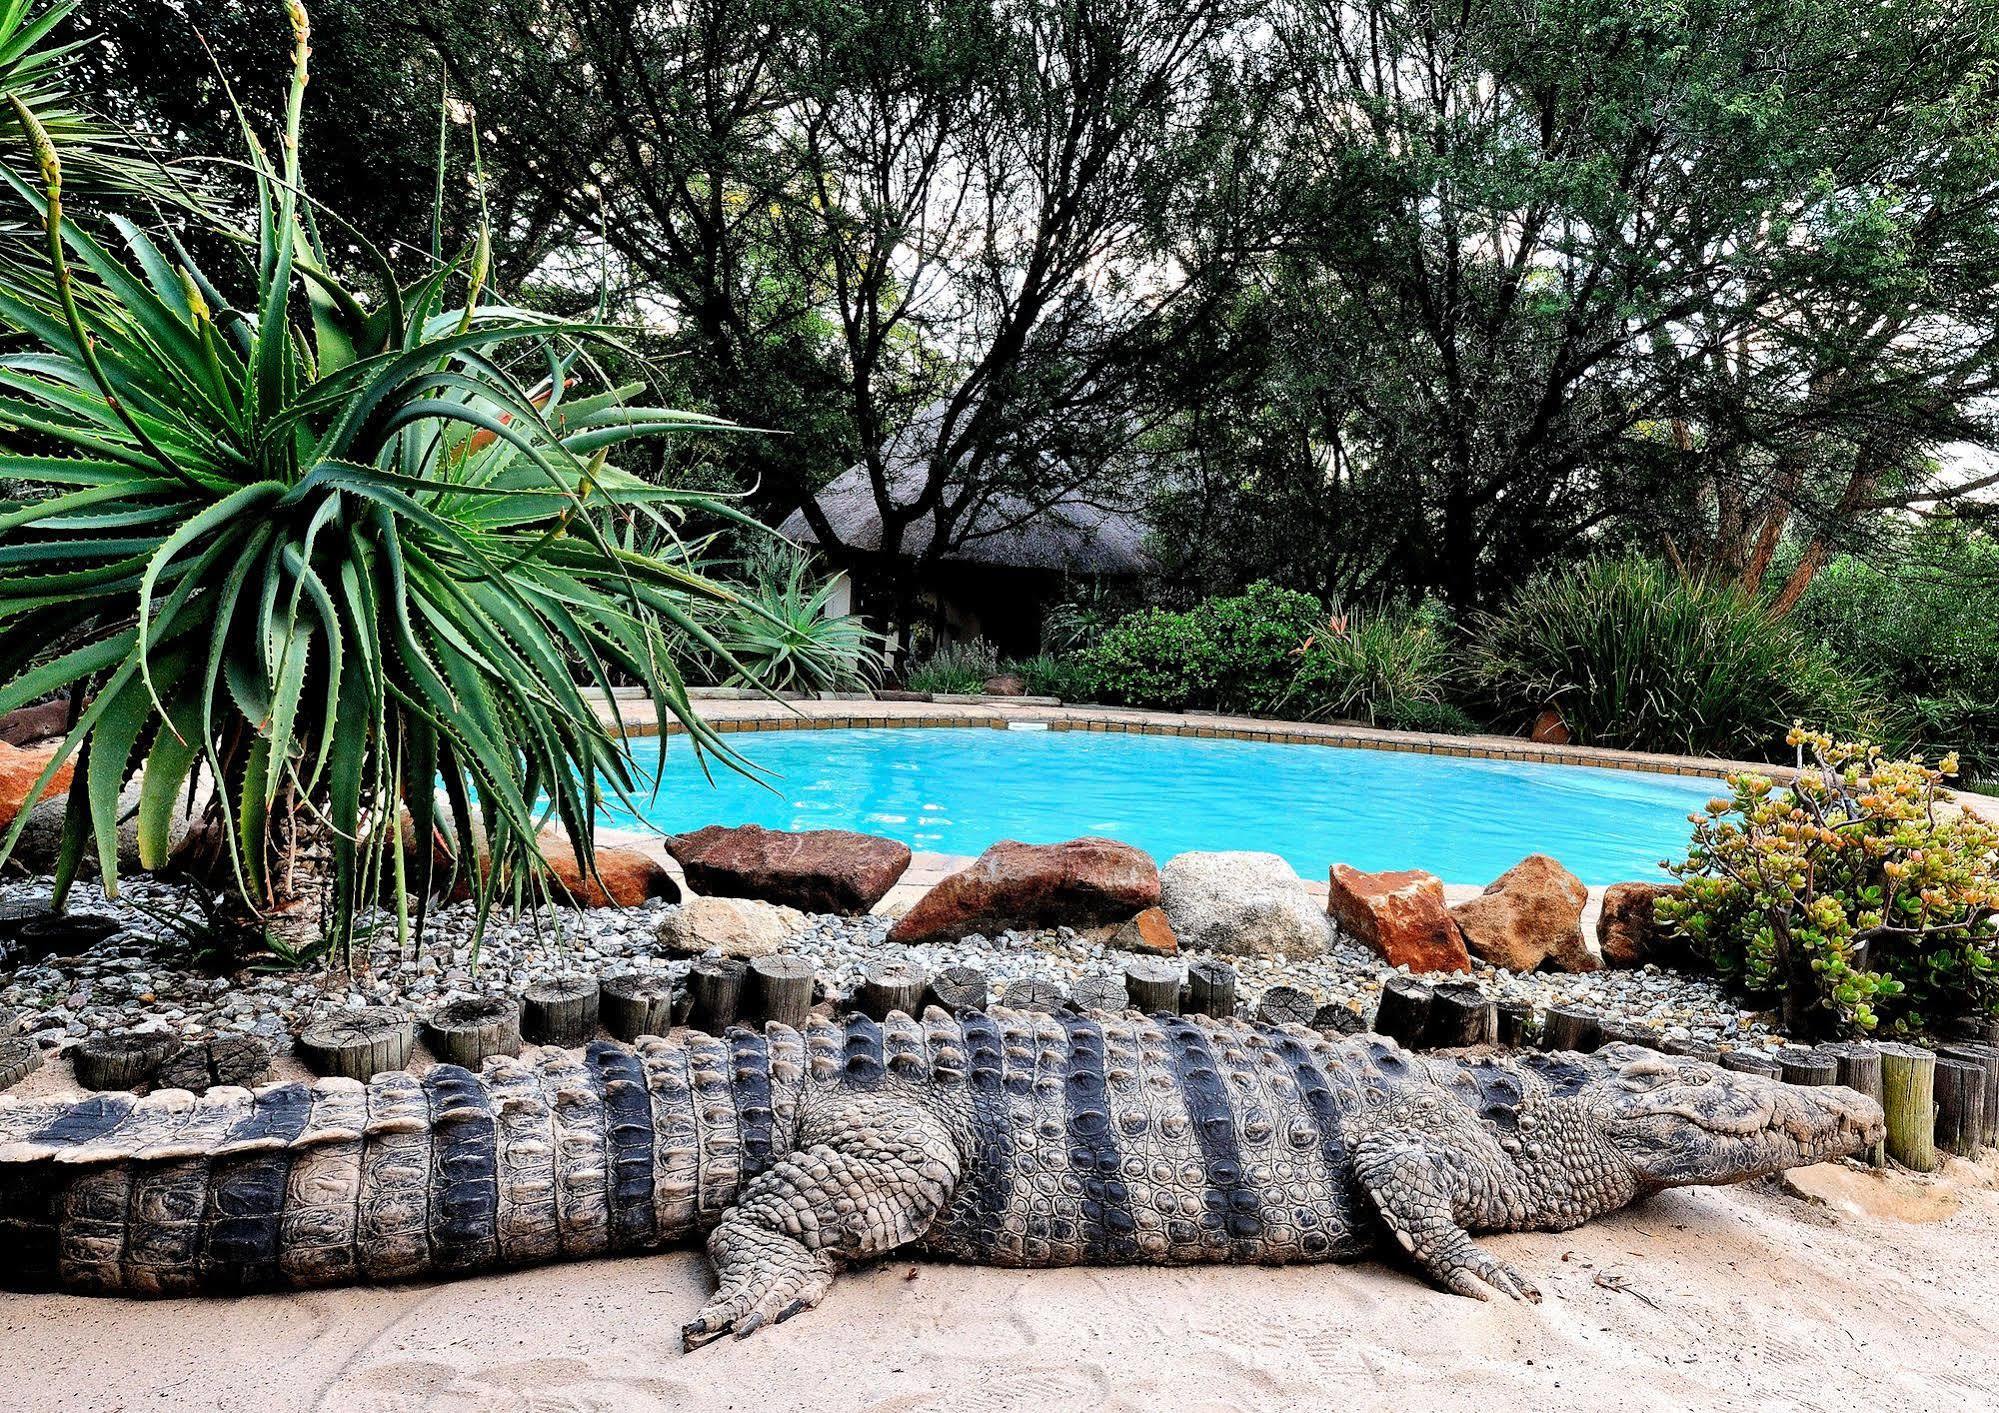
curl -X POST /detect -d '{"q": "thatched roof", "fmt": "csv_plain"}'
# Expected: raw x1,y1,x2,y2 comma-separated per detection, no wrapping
778,409,1155,577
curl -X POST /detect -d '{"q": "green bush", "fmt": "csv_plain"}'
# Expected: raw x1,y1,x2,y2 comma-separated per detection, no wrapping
1077,582,1323,712
906,640,1001,695
1473,556,1882,759
1790,523,1999,780
1660,731,1999,1037
1285,601,1460,728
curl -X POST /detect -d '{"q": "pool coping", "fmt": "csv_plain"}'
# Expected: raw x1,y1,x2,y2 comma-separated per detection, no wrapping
590,692,1775,785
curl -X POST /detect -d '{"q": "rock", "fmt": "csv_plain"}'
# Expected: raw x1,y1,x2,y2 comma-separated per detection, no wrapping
545,838,680,908
1449,854,1598,973
1097,905,1178,955
446,827,679,909
0,698,72,747
0,741,74,834
1326,863,1470,974
8,777,198,878
656,895,806,959
1598,881,1686,968
666,823,910,914
981,674,1026,697
1159,851,1329,960
888,837,1159,944
1528,708,1571,746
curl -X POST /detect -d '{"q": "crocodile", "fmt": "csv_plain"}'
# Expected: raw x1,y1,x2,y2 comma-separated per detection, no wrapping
0,1009,1883,1348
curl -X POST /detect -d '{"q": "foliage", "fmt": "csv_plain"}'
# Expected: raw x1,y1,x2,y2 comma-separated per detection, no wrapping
1076,582,1322,714
905,639,1000,696
1790,522,1999,781
1007,653,1096,702
704,541,882,694
1660,731,1999,1038
1285,601,1459,729
1472,557,1880,760
0,2,744,958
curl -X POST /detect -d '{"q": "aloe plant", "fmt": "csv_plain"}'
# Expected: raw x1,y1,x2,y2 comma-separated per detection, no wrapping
707,540,882,693
0,0,754,958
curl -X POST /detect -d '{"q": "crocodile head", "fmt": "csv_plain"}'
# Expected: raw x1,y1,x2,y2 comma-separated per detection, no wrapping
1583,1045,1885,1190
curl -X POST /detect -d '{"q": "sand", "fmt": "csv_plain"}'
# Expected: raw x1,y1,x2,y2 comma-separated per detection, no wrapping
6,1159,1997,1413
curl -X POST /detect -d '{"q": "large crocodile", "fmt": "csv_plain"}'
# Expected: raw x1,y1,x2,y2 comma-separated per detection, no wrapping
0,1009,1882,1348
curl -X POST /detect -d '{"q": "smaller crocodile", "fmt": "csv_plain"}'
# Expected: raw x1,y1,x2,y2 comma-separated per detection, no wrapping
0,1011,1883,1350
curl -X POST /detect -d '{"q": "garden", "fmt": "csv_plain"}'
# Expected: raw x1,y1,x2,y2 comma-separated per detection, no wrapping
2,0,1999,1401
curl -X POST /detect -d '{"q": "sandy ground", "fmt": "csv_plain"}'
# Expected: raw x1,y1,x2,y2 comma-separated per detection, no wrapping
6,1159,1997,1413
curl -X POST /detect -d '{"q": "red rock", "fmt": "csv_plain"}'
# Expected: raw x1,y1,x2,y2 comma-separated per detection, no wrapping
543,834,680,908
666,823,911,914
1450,854,1598,973
450,828,680,908
981,674,1026,697
1529,708,1571,745
1598,881,1686,968
0,697,73,746
0,741,74,833
1326,864,1470,974
889,837,1159,944
1102,906,1178,955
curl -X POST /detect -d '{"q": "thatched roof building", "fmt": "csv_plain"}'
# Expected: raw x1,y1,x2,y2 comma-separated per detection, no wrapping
778,409,1155,652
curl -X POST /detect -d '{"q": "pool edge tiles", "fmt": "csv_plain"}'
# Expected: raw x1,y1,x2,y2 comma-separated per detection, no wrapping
600,698,1763,787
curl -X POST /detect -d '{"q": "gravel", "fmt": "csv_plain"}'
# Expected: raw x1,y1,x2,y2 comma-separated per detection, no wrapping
0,876,1779,1059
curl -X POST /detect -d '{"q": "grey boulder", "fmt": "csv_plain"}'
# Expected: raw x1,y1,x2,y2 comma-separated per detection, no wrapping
1160,851,1330,959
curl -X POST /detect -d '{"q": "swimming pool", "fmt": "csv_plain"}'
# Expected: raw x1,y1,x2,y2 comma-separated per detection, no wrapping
596,726,1720,887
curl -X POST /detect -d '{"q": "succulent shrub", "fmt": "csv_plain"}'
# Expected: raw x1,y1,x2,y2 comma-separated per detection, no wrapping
1473,556,1883,760
1284,600,1460,729
906,638,1001,695
0,2,750,958
1660,729,1999,1037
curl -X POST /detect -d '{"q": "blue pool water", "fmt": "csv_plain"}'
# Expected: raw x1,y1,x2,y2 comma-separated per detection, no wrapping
596,727,1721,887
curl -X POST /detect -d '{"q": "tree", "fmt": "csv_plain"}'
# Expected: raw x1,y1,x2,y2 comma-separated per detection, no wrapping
1161,0,1999,610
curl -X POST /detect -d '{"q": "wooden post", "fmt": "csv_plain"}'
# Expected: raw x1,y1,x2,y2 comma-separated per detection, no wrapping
749,954,815,1029
857,960,926,1020
71,1033,175,1092
0,1035,41,1092
1600,1022,1657,1050
1934,1056,1986,1157
299,1007,415,1080
926,965,990,1014
1878,1042,1938,1173
1255,984,1318,1028
1313,1003,1365,1035
1186,959,1237,1019
1424,983,1496,1049
1122,957,1181,1014
521,977,600,1047
1372,976,1432,1047
1539,1006,1601,1054
423,996,523,1068
1495,1001,1534,1049
1000,977,1065,1013
155,1036,272,1094
1939,1043,1999,1151
688,957,749,1031
600,973,677,1041
1720,1048,1782,1077
1777,1046,1839,1087
1823,1041,1886,1167
1069,973,1129,1016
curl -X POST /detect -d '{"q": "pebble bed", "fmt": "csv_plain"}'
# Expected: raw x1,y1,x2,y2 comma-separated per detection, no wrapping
0,876,1779,1060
